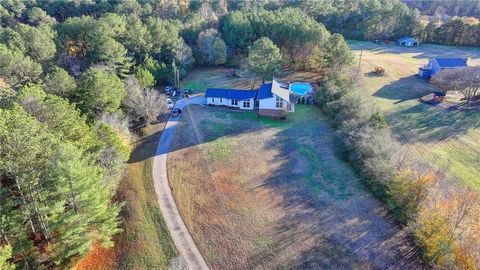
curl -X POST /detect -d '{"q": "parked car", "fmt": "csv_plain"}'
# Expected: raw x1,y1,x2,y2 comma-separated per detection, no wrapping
172,107,182,117
166,98,174,109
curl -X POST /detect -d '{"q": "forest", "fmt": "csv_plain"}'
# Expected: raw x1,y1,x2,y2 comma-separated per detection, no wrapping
0,0,479,269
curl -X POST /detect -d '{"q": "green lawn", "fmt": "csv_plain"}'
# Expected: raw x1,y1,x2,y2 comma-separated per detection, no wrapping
180,67,255,93
349,40,480,190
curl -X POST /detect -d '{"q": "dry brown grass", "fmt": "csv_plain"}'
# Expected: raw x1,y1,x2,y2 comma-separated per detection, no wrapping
168,105,424,269
75,242,116,270
168,109,273,269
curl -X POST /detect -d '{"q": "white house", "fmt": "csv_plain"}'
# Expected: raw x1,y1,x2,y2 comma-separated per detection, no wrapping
205,88,256,110
204,78,295,117
256,78,295,117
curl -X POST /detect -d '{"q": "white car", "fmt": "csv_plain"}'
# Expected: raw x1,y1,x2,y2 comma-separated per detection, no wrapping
166,98,174,109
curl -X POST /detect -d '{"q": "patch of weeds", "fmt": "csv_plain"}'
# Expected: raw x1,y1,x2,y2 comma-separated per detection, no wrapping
298,145,352,199
203,137,238,160
199,120,239,140
254,236,275,255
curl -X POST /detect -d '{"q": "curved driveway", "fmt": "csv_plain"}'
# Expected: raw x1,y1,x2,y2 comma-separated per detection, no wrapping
152,96,209,270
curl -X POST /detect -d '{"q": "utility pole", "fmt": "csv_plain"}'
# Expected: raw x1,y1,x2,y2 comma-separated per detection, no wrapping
356,50,363,80
172,59,180,88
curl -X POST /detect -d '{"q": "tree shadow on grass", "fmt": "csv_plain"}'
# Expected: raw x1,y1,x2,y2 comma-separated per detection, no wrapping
246,108,426,269
387,102,480,143
127,130,162,164
373,75,438,104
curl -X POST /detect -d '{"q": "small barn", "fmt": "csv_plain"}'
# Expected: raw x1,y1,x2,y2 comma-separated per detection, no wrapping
396,37,419,47
418,58,468,79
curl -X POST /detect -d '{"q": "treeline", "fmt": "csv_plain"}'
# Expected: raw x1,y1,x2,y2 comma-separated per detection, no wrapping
316,49,480,269
402,0,480,18
291,0,421,40
0,1,203,269
223,0,480,47
221,8,357,74
417,19,480,47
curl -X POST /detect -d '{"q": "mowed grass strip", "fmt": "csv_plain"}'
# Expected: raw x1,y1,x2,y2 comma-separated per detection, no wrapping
113,124,178,269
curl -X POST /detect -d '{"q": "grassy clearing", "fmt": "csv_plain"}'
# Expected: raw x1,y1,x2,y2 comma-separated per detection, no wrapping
349,40,480,190
167,103,423,269
114,124,178,269
180,67,256,93
76,124,178,270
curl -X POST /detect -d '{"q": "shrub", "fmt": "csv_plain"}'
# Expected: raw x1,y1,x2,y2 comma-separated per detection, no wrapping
388,169,435,223
44,67,77,98
135,67,156,88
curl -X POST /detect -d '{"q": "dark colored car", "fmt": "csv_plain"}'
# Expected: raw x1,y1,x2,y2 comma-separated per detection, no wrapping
172,108,182,117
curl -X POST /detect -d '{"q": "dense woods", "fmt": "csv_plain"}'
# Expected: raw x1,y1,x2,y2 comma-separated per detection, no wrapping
403,0,480,18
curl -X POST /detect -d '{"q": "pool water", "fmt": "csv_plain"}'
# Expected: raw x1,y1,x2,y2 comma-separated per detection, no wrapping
290,82,312,95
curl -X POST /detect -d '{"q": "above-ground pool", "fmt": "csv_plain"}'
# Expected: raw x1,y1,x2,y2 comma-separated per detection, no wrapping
290,82,312,95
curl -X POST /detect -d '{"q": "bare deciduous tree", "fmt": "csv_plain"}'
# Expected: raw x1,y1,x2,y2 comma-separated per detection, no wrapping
432,67,480,102
123,76,166,125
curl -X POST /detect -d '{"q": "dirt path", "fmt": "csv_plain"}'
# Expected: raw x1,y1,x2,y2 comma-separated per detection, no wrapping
152,97,209,270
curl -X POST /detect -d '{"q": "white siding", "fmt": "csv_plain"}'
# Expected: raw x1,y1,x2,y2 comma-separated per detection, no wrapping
206,97,254,110
239,98,254,110
258,94,289,110
207,97,230,106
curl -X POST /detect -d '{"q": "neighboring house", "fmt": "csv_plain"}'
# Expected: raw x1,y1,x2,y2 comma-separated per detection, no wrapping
396,37,419,47
205,78,295,117
418,57,468,79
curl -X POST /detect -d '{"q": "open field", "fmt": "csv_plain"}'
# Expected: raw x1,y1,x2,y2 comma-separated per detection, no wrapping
167,104,424,269
76,123,178,270
349,40,480,190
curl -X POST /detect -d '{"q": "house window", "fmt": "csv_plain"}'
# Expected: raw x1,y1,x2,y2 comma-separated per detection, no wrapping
220,98,222,103
211,98,214,102
243,99,250,108
231,99,238,106
275,96,283,108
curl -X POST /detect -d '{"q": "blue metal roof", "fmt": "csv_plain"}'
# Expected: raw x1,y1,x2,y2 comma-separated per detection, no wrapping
204,88,257,100
257,83,273,100
434,58,467,68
